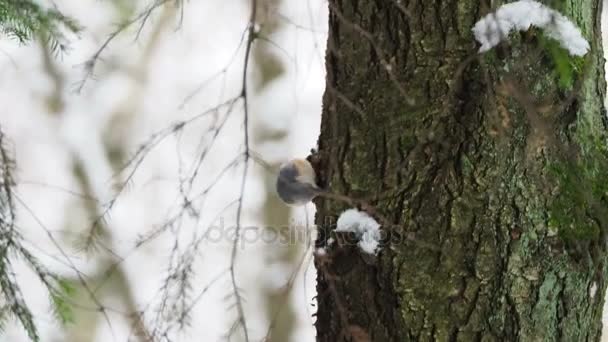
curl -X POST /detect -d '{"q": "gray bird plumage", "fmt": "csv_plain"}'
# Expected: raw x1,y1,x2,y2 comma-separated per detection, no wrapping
276,159,319,205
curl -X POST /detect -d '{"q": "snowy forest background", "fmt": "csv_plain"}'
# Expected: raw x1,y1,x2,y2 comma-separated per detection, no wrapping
0,0,607,341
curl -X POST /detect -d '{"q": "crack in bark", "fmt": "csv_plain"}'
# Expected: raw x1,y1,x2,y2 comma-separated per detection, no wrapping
315,0,608,340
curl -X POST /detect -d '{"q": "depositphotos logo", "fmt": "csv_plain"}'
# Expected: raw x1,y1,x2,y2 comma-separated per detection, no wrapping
202,218,315,245
201,216,403,247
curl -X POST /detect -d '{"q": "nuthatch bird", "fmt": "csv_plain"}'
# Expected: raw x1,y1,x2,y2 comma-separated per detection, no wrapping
276,158,321,205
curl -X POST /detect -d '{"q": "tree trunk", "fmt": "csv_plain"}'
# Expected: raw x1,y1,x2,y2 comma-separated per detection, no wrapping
313,0,608,341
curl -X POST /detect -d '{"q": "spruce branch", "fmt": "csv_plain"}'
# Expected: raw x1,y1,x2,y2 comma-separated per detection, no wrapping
0,0,80,53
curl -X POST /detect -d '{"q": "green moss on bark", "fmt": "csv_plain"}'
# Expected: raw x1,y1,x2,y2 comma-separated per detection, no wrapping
315,0,608,341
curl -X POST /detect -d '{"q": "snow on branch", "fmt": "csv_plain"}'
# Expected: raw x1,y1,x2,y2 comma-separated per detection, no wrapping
336,208,382,255
473,0,589,56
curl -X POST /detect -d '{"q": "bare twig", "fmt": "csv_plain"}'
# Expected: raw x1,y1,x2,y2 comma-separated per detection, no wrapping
228,0,258,340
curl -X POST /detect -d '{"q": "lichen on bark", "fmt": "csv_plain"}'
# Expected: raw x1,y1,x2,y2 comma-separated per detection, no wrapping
314,0,608,341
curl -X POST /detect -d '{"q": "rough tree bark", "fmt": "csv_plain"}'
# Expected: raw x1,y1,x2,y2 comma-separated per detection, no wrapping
313,0,608,341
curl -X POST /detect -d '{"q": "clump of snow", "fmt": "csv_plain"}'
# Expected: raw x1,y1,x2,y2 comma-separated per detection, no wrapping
358,229,382,255
336,209,375,235
335,208,382,255
472,0,589,56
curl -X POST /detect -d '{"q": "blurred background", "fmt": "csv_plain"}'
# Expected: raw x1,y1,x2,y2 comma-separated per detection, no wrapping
0,0,326,341
0,0,607,341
